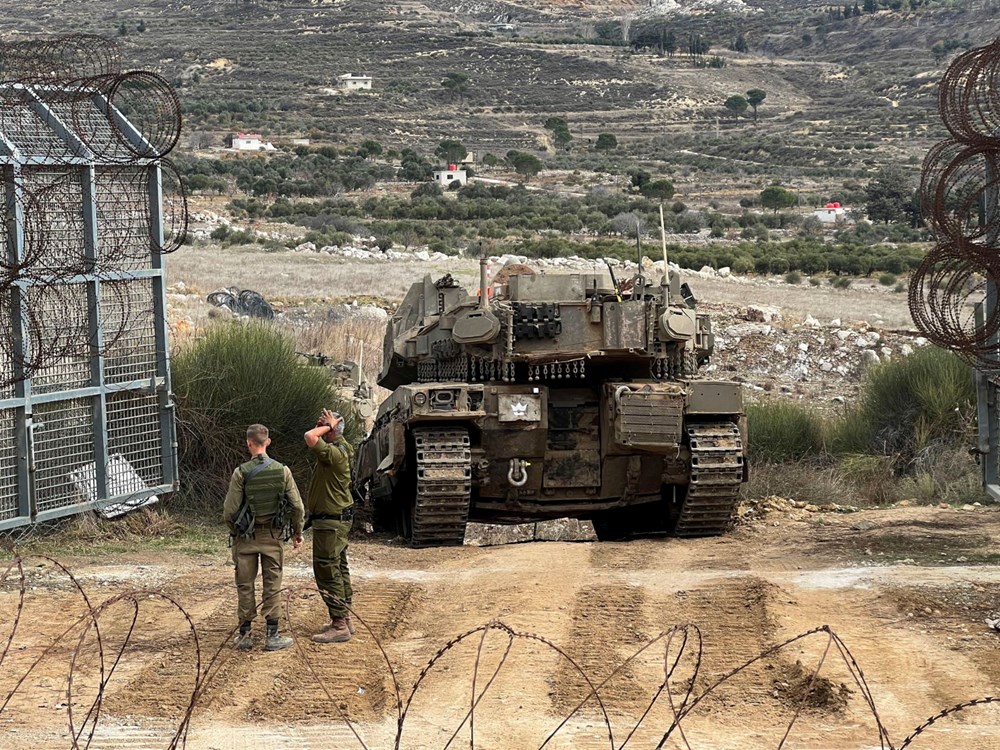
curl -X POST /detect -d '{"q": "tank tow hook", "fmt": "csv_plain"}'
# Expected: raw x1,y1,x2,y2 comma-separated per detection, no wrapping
508,458,530,488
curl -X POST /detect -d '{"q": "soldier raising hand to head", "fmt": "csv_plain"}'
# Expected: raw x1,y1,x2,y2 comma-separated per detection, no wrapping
304,410,356,644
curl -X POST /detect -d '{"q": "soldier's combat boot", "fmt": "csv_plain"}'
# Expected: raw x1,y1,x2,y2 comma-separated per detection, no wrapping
234,622,252,651
345,614,357,636
311,617,352,644
264,619,293,652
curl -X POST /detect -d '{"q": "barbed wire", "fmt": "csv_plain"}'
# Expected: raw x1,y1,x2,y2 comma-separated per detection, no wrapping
1,552,998,749
0,34,187,392
910,37,1000,367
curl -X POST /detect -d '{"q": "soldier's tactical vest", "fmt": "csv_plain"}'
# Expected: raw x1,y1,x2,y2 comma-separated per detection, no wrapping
242,458,285,518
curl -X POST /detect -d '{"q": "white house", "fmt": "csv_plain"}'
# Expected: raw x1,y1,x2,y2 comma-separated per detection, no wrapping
812,202,847,224
433,165,468,188
338,73,373,91
231,132,276,151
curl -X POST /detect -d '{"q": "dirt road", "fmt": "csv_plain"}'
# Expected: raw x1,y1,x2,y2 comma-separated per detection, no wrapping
3,504,1000,749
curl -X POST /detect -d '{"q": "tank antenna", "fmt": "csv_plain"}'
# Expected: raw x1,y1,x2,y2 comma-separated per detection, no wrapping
478,241,489,310
659,203,670,303
633,224,644,299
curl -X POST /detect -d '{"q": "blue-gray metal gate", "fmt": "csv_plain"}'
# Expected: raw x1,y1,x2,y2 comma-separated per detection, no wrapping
0,83,177,530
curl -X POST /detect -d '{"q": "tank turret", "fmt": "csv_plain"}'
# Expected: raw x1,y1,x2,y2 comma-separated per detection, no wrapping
356,259,746,547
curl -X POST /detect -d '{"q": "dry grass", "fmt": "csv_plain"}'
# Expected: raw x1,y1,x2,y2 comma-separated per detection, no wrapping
167,243,916,330
692,275,914,329
289,318,390,399
746,461,859,507
165,243,479,303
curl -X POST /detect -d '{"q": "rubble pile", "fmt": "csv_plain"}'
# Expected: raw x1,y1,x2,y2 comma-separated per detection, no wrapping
707,305,928,405
737,495,860,525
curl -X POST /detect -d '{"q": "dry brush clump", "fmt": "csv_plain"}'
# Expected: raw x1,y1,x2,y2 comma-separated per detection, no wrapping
170,321,356,510
747,346,980,507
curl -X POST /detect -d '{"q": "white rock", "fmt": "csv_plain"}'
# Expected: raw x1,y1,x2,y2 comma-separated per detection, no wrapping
174,281,187,293
717,266,731,277
837,330,852,341
798,342,809,353
900,343,914,356
774,343,786,354
880,347,892,359
854,336,870,348
820,362,833,372
699,265,717,277
294,242,317,253
414,250,431,261
860,349,881,367
804,315,820,328
354,305,389,321
867,331,881,342
788,363,810,380
830,318,841,327
835,365,850,375
914,337,929,346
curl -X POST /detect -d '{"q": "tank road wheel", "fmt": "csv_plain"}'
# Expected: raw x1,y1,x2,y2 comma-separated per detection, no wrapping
674,422,745,537
410,426,472,547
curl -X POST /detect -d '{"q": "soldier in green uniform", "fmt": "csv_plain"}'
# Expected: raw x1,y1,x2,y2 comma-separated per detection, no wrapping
223,424,305,652
304,409,355,644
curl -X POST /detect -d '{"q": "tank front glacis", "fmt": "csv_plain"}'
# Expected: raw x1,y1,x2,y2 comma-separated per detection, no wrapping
355,263,747,547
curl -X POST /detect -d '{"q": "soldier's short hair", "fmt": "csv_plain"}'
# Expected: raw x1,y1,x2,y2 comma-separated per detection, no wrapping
246,424,269,445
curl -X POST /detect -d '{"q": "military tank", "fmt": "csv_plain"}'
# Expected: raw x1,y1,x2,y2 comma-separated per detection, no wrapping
354,257,747,547
298,353,377,428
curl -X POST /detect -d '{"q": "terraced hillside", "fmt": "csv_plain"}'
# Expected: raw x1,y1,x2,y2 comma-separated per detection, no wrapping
6,0,995,180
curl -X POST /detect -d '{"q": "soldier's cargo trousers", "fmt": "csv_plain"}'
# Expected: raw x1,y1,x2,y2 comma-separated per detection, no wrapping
313,520,352,619
232,529,283,624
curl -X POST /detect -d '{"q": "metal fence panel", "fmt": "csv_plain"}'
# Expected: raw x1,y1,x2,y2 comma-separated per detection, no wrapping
0,79,178,530
0,409,18,522
32,397,97,514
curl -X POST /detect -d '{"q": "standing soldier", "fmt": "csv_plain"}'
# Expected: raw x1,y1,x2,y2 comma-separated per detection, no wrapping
304,409,355,644
223,424,304,652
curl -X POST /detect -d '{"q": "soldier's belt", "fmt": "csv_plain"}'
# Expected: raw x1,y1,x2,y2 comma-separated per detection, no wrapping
309,507,354,522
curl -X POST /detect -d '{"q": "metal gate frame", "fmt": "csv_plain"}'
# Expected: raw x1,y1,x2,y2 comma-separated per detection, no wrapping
0,83,178,530
976,157,1000,502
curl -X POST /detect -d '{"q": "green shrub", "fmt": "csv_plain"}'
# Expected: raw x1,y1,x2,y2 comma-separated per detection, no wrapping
893,281,905,293
828,346,974,461
831,276,852,290
879,272,897,286
747,400,826,463
784,270,802,284
171,322,356,507
808,276,822,287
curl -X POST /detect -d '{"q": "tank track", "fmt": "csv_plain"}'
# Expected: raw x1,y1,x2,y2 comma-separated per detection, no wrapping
675,422,745,537
411,427,472,547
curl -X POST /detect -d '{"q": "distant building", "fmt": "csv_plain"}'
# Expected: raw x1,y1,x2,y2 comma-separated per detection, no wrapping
338,73,373,91
291,138,311,146
433,164,467,188
812,202,847,224
231,132,276,151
